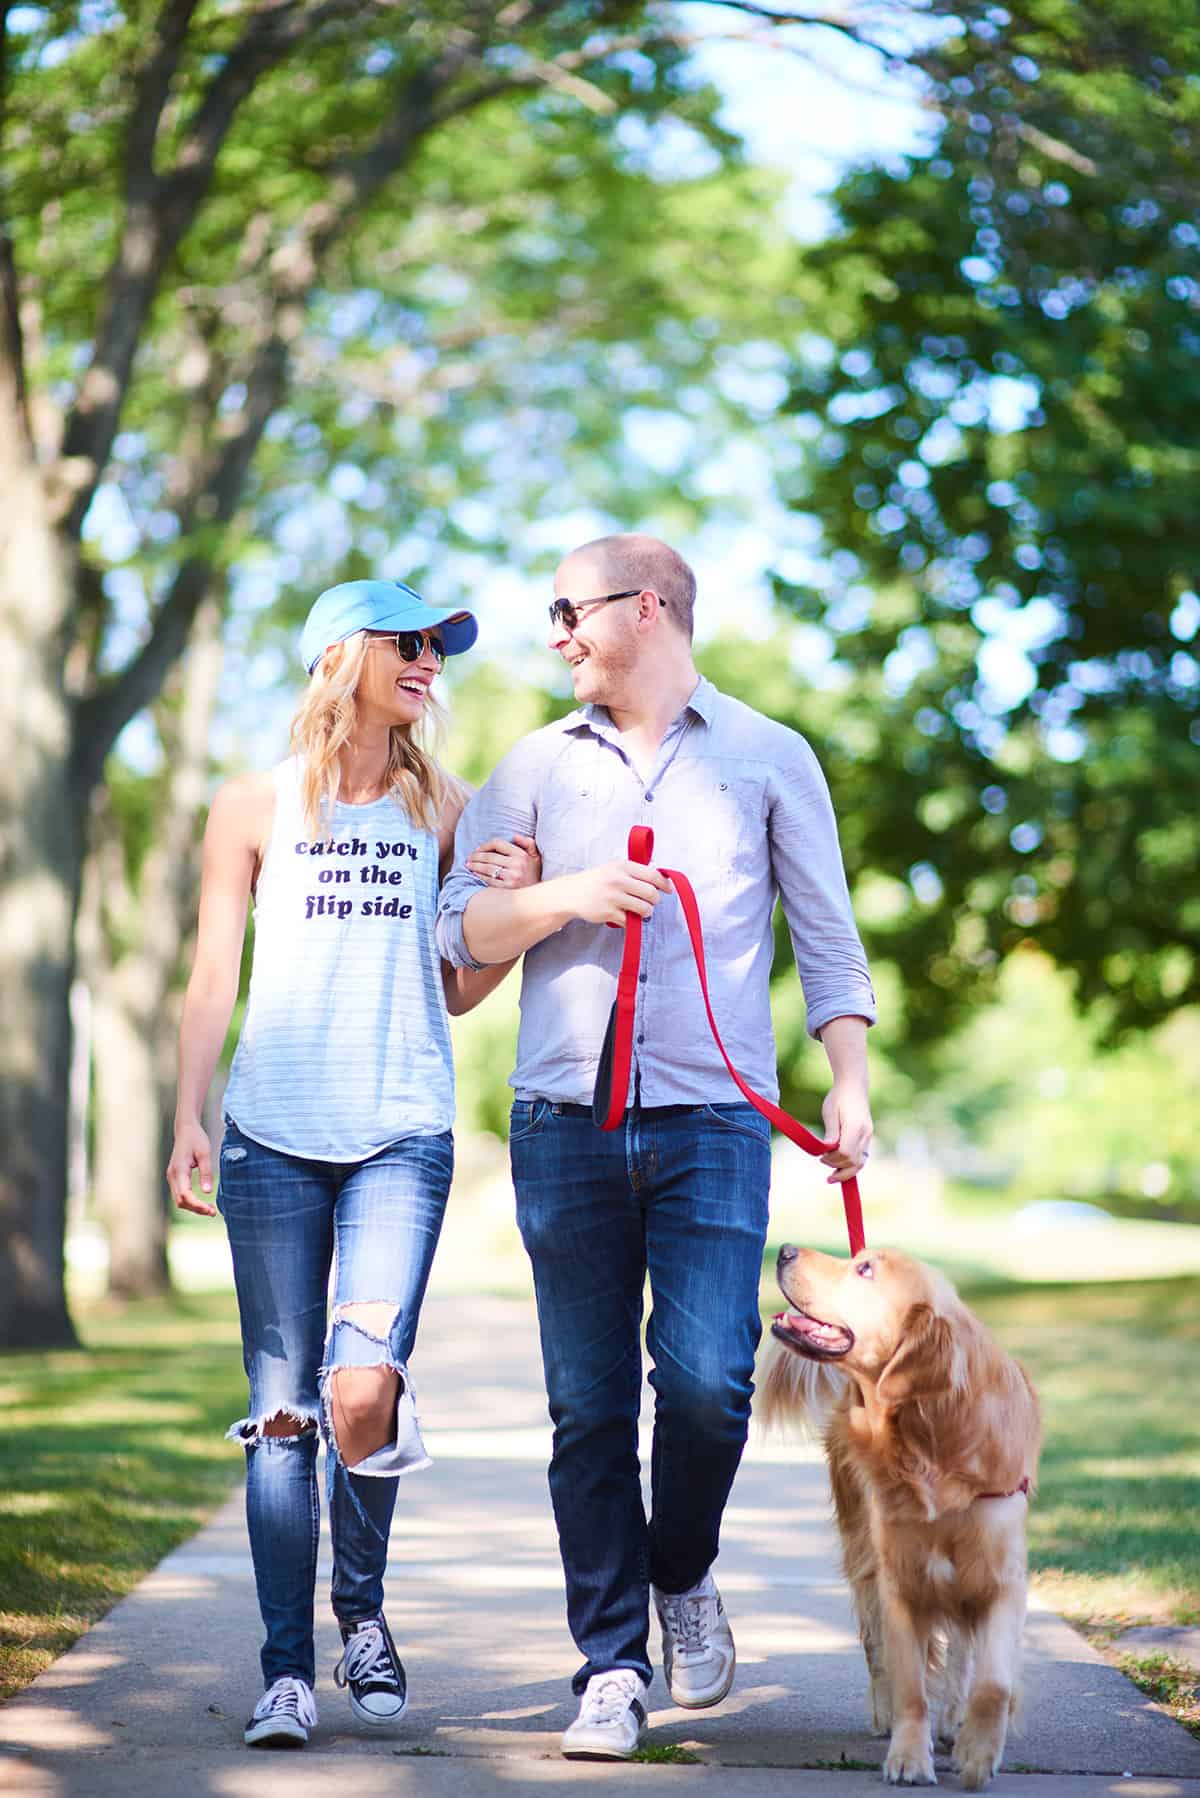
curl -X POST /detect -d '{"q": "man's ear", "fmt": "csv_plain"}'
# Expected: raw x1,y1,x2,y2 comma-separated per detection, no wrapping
877,1303,967,1406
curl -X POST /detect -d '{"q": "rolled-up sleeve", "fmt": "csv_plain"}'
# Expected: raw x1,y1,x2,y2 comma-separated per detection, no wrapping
768,734,876,1038
435,739,542,969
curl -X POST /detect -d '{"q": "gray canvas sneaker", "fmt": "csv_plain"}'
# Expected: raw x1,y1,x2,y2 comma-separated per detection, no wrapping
653,1567,736,1707
561,1669,648,1759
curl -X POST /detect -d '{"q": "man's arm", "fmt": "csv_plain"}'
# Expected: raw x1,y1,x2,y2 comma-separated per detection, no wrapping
768,733,876,1181
435,740,670,968
460,861,671,963
816,1014,873,1183
436,775,538,1015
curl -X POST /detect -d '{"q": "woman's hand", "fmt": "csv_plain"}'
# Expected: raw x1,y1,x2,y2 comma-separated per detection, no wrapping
466,833,542,892
167,1119,217,1217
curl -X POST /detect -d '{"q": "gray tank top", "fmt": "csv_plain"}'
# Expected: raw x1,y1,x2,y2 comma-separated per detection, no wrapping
223,757,453,1160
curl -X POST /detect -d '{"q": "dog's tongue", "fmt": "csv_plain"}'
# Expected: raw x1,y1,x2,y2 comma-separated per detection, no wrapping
775,1309,845,1346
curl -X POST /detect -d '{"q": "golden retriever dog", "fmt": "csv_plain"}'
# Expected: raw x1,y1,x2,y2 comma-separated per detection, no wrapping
760,1244,1040,1790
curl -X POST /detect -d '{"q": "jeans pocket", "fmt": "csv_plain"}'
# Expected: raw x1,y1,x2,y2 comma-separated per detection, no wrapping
509,1098,549,1144
701,1102,772,1143
220,1117,251,1164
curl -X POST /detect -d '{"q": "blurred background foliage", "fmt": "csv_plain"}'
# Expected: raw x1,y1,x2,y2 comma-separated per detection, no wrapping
1,0,1197,1339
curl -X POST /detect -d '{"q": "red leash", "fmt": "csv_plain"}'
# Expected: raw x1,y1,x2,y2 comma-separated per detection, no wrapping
593,826,866,1256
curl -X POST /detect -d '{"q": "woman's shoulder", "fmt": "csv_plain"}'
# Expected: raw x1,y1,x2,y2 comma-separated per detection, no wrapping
206,766,281,839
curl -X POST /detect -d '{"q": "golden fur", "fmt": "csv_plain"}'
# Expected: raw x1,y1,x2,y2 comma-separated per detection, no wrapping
759,1245,1040,1790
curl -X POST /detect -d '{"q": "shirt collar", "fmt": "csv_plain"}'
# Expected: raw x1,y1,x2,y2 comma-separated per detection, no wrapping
559,674,716,738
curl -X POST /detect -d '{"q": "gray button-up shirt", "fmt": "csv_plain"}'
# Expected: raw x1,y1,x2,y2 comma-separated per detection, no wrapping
436,676,875,1107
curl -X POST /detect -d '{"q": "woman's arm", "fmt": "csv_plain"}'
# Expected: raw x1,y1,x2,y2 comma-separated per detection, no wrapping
165,775,269,1215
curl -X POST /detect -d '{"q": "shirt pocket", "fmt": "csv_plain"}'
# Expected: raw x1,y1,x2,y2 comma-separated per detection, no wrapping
536,760,622,875
665,765,766,878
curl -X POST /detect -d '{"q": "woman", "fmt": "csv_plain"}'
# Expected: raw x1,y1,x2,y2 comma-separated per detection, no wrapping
166,577,538,1749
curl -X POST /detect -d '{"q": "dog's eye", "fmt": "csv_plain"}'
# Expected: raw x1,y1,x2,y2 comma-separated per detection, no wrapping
856,1260,874,1279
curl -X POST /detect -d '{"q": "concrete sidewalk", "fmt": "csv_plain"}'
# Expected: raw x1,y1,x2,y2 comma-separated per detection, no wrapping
2,1293,1199,1797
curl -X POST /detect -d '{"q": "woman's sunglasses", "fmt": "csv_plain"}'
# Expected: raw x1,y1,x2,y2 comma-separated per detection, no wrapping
367,630,446,667
548,588,664,632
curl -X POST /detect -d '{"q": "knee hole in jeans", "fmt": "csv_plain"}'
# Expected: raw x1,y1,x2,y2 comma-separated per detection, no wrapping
322,1304,404,1469
261,1410,319,1440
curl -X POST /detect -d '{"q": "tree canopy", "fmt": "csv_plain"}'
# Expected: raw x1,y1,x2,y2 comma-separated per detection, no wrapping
776,0,1200,1038
0,0,873,1345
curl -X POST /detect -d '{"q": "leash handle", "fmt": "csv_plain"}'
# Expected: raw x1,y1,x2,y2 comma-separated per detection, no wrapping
598,827,866,1256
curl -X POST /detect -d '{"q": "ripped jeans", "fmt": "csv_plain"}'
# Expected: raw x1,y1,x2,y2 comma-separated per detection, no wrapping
217,1115,453,1688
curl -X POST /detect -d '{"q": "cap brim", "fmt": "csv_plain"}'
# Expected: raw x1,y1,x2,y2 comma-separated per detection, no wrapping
303,603,477,672
364,601,477,657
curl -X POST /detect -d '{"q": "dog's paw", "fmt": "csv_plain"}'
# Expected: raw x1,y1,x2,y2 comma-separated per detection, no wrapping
883,1727,937,1785
953,1723,1004,1791
933,1701,965,1748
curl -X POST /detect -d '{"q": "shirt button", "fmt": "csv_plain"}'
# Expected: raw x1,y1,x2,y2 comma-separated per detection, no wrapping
645,791,654,801
638,973,648,984
637,1033,645,1044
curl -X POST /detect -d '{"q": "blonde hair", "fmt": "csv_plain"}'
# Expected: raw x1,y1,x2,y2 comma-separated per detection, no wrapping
289,632,447,840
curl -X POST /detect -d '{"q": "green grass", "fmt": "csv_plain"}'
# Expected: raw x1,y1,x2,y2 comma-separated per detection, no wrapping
631,1742,703,1763
763,1256,1200,1629
1110,1654,1200,1738
0,1289,248,1701
764,1266,1200,1735
3,1273,1197,1718
965,1277,1200,1630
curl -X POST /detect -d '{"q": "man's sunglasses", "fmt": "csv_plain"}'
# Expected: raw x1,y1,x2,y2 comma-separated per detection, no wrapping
367,629,446,667
548,588,664,632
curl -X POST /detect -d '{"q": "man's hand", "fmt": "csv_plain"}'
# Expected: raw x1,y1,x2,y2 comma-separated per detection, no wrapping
819,1084,874,1184
566,858,673,928
167,1120,217,1217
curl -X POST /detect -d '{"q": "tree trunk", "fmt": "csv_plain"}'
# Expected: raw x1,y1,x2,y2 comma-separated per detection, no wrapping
0,487,83,1348
84,596,224,1299
90,979,172,1299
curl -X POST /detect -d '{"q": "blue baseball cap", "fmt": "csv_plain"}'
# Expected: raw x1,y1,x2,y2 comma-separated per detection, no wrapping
299,578,478,674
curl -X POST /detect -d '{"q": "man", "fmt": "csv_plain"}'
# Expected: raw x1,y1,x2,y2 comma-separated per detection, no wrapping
436,534,874,1760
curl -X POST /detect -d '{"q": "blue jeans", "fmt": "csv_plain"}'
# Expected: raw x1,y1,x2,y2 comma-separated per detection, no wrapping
218,1117,453,1688
509,1099,771,1694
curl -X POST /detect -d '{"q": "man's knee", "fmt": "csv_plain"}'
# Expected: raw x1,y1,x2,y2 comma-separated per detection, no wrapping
653,1357,753,1433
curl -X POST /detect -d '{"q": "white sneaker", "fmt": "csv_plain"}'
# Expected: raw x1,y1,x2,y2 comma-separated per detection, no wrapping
653,1568,736,1708
561,1669,647,1760
243,1676,318,1747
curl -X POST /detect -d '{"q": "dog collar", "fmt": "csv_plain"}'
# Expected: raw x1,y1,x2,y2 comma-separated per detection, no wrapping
977,1477,1031,1501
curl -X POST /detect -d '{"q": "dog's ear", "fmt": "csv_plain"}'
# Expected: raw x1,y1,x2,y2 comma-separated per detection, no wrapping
876,1303,967,1406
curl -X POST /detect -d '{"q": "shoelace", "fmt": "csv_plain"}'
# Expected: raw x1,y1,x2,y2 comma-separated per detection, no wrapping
662,1592,712,1656
335,1622,398,1690
581,1674,640,1724
255,1677,316,1726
